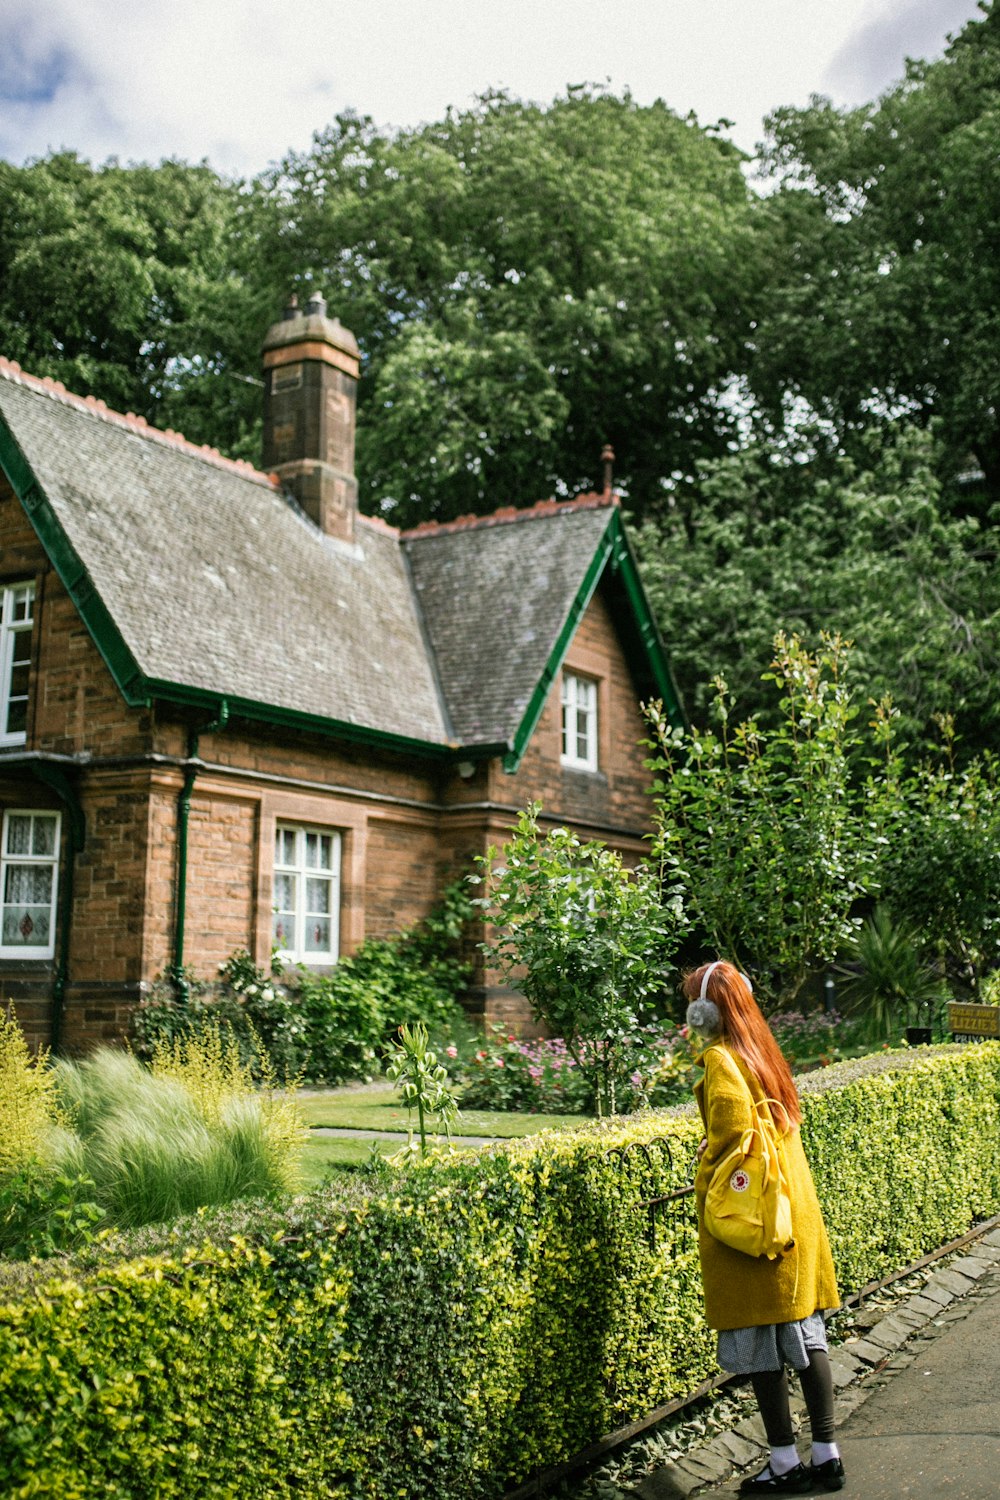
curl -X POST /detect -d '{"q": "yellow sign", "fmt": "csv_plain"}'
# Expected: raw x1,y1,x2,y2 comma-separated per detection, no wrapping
947,1002,1000,1038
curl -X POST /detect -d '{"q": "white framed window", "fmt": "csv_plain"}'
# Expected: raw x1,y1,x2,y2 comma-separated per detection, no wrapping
0,810,60,959
0,583,34,747
272,823,341,963
561,671,599,771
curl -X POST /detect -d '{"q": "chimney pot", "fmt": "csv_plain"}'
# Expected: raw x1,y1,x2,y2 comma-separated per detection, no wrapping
306,291,327,318
283,292,299,320
601,443,615,496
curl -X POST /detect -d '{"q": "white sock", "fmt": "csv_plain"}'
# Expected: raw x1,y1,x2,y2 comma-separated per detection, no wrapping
811,1441,840,1465
770,1444,800,1476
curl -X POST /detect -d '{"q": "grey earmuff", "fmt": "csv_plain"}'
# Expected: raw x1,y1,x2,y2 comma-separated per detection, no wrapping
685,997,722,1037
698,959,753,1000
686,960,753,1037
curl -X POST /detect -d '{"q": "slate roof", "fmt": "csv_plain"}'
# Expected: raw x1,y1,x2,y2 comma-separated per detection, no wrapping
0,362,447,746
0,360,674,759
403,500,616,748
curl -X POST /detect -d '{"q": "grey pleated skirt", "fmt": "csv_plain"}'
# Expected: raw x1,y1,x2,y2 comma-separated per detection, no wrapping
717,1311,829,1375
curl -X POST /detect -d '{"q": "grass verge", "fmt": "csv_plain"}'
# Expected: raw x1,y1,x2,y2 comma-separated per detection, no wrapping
296,1084,591,1138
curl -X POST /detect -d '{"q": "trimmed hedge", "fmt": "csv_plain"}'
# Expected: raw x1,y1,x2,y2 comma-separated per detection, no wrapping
2,1045,999,1498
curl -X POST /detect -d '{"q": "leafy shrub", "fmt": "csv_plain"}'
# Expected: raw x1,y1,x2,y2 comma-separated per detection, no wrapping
836,905,947,1040
132,879,475,1086
131,955,306,1080
0,1009,103,1259
876,730,1000,993
292,877,475,1084
2,1045,999,1498
477,806,684,1115
0,1007,63,1175
768,1009,868,1066
646,633,879,1009
0,1168,103,1259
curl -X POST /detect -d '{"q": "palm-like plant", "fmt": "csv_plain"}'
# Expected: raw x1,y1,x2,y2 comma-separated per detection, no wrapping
838,906,946,1042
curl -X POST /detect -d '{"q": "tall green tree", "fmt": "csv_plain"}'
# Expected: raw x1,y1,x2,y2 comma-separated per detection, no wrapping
750,1,1000,501
635,423,1000,752
0,152,262,461
254,87,760,524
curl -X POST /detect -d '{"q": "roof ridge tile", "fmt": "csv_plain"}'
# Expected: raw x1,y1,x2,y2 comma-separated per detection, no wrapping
0,356,277,489
400,490,618,539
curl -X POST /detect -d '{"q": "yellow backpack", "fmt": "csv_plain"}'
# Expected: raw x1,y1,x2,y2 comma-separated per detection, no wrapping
704,1090,795,1261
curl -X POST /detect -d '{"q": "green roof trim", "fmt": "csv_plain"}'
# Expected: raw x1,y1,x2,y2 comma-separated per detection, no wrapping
501,507,683,774
142,677,461,760
606,510,685,723
0,407,149,704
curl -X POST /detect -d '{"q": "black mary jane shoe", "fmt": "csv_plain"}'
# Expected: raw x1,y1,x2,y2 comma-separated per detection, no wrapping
810,1456,846,1491
739,1462,814,1494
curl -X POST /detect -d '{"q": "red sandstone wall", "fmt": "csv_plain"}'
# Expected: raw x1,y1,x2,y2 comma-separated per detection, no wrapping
0,474,661,1047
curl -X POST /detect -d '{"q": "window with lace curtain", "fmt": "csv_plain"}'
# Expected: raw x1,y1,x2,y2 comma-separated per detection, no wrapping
0,810,60,959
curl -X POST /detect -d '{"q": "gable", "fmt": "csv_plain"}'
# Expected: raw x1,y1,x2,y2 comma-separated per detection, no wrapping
0,362,681,768
405,500,683,770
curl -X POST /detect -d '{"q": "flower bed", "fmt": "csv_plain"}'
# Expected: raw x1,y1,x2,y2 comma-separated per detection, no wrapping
459,1023,701,1114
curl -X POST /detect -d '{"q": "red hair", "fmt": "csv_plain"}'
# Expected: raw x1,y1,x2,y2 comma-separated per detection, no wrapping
684,961,802,1128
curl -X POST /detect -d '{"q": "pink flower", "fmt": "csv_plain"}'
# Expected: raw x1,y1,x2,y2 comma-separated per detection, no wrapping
494,1058,505,1068
446,1045,458,1058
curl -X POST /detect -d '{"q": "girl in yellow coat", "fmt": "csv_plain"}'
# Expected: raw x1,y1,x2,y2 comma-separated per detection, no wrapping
685,961,844,1494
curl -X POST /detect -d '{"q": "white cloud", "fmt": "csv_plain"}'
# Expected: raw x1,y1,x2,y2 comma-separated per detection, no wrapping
0,0,987,175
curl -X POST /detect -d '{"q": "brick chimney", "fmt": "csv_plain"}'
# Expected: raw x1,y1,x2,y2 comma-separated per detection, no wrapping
261,291,360,543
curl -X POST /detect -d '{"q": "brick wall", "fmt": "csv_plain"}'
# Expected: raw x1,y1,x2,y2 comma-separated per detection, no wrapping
0,475,661,1049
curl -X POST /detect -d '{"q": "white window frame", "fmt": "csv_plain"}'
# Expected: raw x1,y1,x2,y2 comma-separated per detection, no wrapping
0,809,60,960
561,671,599,771
272,823,342,964
0,582,35,748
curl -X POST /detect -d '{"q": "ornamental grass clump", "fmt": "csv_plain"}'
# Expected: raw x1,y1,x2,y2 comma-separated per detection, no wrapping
0,1007,62,1176
52,1032,305,1228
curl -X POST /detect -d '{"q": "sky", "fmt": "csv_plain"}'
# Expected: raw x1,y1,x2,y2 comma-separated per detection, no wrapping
0,0,987,176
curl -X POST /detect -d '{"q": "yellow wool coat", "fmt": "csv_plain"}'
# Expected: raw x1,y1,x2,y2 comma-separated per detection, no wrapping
693,1044,839,1332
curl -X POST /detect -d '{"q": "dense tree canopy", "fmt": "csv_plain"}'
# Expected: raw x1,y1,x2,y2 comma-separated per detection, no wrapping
0,153,265,460
750,1,1000,501
635,424,1000,753
1,9,999,753
250,87,758,523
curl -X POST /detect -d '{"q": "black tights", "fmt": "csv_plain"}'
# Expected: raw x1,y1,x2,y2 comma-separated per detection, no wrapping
750,1349,836,1448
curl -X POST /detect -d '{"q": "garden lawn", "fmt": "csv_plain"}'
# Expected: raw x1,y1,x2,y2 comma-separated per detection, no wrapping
295,1084,591,1137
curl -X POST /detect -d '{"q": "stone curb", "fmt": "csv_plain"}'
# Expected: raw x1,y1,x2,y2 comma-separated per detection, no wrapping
628,1227,1000,1500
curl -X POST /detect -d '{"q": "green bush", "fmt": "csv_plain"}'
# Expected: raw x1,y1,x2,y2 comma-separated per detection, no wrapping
131,956,307,1080
132,880,475,1086
293,877,475,1084
458,1024,700,1114
1,1045,998,1498
477,806,685,1115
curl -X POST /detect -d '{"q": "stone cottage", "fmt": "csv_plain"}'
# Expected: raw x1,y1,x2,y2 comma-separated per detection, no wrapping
0,293,682,1052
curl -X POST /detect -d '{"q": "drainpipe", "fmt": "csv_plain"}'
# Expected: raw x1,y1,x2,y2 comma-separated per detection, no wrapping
172,700,229,1002
29,761,86,1054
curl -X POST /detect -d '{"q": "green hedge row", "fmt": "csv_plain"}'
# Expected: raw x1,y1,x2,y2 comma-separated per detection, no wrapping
2,1045,999,1499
